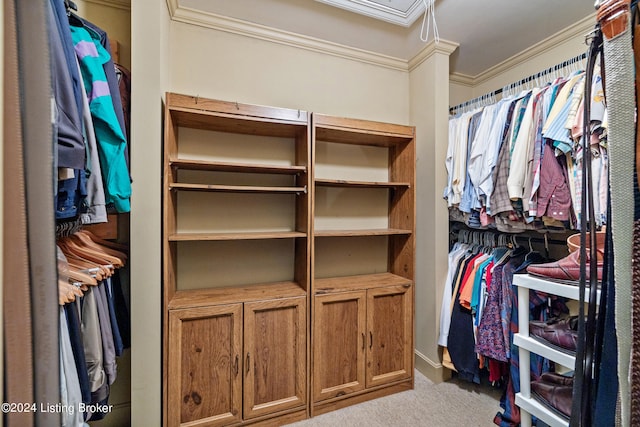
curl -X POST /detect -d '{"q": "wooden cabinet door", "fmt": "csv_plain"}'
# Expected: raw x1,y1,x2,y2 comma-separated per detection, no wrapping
366,284,413,388
313,291,367,402
168,304,242,427
243,297,307,419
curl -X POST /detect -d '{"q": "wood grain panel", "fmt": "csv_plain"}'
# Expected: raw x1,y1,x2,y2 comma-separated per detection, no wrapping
366,285,412,388
244,297,307,419
168,304,242,427
313,291,366,402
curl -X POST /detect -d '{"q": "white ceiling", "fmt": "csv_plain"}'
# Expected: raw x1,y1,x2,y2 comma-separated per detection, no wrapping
180,0,596,76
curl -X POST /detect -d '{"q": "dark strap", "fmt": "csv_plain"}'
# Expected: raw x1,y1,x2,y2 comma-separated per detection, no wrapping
570,23,604,427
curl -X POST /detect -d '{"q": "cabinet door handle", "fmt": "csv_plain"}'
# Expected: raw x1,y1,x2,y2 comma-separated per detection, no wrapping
234,355,239,377
361,332,365,351
369,331,373,350
246,353,250,375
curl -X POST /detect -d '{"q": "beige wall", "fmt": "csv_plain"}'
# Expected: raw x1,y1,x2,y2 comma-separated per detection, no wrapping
75,0,131,70
472,37,588,98
449,81,473,110
409,42,458,381
129,1,168,426
168,21,410,124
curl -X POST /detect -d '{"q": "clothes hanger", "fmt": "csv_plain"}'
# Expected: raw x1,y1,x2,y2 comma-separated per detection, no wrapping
58,279,85,305
65,0,85,27
80,229,129,252
71,231,127,266
58,236,120,270
57,240,111,279
66,265,98,286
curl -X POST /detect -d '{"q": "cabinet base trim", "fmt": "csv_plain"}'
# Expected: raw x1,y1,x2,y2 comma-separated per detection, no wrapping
311,380,412,417
243,407,308,426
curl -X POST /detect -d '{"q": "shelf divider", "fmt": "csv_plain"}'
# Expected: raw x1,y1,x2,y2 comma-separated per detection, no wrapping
169,280,306,309
169,231,307,241
170,182,306,193
314,228,411,237
315,178,410,188
314,272,411,294
170,158,307,175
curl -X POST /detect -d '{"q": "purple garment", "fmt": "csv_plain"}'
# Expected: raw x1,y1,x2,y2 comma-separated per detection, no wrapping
536,140,572,221
475,263,508,361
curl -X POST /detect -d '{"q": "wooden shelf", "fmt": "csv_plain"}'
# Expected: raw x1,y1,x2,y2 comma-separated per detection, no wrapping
315,178,410,188
166,92,308,138
169,231,307,241
314,228,412,237
515,393,569,427
170,158,307,175
314,272,412,294
313,114,414,147
169,182,307,193
168,280,306,309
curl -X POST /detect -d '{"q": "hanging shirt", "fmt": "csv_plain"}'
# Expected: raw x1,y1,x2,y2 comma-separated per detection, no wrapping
48,0,85,171
467,103,501,205
460,111,484,213
71,24,131,213
508,88,542,201
473,97,517,211
438,244,469,347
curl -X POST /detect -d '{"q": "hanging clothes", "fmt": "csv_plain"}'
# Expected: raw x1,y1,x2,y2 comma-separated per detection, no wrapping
446,65,608,233
70,23,131,213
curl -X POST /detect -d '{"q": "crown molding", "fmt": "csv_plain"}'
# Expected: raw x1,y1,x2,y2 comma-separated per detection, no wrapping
408,39,459,71
448,72,474,87
82,0,130,11
166,0,409,71
314,0,425,27
165,1,594,80
472,13,596,86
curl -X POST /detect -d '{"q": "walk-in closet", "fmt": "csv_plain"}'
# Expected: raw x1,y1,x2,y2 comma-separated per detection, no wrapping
2,0,639,426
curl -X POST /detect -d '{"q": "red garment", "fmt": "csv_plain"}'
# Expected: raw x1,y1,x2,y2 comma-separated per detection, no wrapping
485,261,495,292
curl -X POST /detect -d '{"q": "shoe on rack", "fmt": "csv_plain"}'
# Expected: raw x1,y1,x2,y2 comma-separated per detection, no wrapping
525,250,603,284
531,380,573,419
566,230,606,254
539,371,574,386
529,316,578,354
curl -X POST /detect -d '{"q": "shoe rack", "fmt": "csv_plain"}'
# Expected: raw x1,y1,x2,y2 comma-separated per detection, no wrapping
513,274,601,427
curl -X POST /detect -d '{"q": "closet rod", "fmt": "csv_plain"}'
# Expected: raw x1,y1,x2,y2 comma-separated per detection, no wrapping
449,51,588,114
450,229,569,247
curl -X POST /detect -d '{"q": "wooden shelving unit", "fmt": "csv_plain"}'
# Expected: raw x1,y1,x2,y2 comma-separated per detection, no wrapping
310,113,415,415
162,95,416,426
163,93,310,427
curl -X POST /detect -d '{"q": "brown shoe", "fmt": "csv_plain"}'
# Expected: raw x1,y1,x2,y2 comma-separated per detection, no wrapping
531,380,573,419
526,250,603,284
529,317,578,354
540,371,574,386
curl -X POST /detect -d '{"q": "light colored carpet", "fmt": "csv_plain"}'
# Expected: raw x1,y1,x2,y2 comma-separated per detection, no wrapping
291,370,503,427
